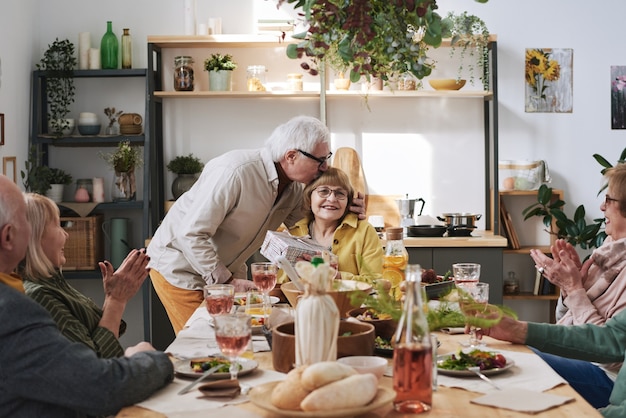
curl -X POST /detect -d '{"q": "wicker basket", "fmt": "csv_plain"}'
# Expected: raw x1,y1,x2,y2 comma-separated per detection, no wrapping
61,214,104,270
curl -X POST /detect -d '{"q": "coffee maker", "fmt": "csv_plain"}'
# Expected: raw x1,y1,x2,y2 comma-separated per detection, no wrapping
396,195,425,234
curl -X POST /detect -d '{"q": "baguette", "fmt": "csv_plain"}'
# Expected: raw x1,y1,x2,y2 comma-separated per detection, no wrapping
300,373,378,411
300,361,357,391
270,366,311,410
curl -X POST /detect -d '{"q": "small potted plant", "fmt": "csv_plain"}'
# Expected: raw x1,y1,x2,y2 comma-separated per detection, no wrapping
104,107,123,135
167,153,204,199
21,147,51,195
203,53,237,91
46,167,73,203
38,38,77,138
100,141,143,201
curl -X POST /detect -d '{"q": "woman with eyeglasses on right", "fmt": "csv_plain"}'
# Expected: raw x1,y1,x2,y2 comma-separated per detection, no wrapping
277,167,384,284
526,163,626,409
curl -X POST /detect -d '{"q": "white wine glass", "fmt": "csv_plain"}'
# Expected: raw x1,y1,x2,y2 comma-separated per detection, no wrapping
214,313,252,380
456,282,489,347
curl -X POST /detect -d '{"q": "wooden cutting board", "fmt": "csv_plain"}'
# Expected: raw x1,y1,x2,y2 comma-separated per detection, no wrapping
332,147,367,196
365,194,402,228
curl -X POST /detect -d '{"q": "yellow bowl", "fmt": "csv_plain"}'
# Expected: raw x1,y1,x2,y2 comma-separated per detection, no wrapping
281,280,372,317
429,78,466,91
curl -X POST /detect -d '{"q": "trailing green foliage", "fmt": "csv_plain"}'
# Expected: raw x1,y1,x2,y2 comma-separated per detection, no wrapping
37,38,76,138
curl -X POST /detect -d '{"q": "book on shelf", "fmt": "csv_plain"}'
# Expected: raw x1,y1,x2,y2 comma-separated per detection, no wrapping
533,269,542,295
499,198,520,249
541,277,556,295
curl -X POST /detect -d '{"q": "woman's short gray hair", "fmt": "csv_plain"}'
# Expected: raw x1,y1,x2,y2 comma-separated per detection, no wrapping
264,116,330,161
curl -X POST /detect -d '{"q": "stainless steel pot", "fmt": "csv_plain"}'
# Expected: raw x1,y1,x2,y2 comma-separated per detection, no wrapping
437,213,482,229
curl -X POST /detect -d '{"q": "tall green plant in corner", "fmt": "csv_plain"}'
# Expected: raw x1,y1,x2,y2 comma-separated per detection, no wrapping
37,38,77,138
522,147,626,252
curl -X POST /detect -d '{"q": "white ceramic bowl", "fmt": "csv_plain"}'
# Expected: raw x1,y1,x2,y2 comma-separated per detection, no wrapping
337,356,388,380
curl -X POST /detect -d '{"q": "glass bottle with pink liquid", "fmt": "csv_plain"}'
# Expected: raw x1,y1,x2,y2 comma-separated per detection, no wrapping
392,264,432,414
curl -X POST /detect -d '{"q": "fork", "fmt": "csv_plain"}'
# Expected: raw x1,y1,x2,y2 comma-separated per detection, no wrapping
467,367,502,390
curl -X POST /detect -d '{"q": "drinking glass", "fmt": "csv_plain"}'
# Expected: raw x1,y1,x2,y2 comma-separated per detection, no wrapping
452,263,481,284
214,313,252,380
456,282,489,347
250,262,278,326
203,284,235,317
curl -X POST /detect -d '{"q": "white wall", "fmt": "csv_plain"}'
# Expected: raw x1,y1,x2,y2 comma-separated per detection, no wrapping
2,0,625,343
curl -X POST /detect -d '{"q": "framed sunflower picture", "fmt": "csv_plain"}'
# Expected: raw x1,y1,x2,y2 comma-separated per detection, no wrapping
525,48,573,113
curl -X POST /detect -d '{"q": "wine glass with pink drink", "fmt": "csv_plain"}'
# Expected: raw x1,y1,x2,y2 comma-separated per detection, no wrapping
203,284,235,317
214,313,252,380
250,262,277,327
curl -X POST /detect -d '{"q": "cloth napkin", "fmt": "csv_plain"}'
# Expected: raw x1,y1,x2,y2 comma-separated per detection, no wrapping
437,349,567,394
471,388,574,413
136,369,285,415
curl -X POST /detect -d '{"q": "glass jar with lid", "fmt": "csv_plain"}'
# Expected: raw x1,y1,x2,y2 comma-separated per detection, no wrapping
246,65,267,91
173,56,194,91
503,271,520,295
397,72,417,91
287,73,303,91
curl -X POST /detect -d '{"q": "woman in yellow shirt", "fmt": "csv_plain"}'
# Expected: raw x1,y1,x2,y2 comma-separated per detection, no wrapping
278,167,383,284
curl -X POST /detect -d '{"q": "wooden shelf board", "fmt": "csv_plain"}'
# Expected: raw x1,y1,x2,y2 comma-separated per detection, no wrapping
503,292,559,301
154,90,492,99
504,245,551,255
499,189,564,196
147,34,497,49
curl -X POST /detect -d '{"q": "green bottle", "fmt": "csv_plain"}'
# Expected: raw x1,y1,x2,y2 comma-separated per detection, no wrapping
100,21,118,69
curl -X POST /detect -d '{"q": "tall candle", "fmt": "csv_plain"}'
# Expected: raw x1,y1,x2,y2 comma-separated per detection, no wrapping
88,48,100,70
78,32,91,70
92,177,105,203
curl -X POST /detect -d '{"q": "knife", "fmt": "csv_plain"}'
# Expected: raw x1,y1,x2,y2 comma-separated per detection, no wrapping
177,365,223,395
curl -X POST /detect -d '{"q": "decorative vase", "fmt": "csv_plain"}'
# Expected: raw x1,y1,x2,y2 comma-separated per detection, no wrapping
46,184,65,203
101,21,119,69
334,76,351,91
208,70,233,91
121,28,132,69
172,173,199,200
105,122,119,136
111,169,136,201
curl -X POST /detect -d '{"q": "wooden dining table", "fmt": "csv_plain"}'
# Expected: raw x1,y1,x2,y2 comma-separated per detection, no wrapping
117,327,602,417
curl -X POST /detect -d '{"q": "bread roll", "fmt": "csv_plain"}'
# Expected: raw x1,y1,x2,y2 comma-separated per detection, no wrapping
270,366,310,410
300,373,378,411
300,361,357,391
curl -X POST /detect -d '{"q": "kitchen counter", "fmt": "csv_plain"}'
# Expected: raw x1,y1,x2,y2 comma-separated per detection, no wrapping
383,230,507,248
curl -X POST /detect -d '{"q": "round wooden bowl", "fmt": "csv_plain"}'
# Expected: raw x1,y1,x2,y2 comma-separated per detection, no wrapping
347,307,398,341
429,78,466,90
271,320,375,373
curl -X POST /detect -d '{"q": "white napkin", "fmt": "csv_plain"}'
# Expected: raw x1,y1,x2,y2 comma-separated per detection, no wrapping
438,349,567,394
471,388,574,413
136,369,285,415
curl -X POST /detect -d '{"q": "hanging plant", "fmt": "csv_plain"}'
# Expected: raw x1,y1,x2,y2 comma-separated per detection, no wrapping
277,0,489,83
442,11,491,90
37,38,77,138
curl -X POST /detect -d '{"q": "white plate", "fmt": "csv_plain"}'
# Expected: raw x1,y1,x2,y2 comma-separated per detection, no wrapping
249,381,396,417
437,353,514,376
174,357,259,380
234,294,280,306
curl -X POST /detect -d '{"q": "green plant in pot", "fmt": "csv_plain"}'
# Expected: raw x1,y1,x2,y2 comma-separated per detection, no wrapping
203,53,237,91
37,38,77,138
21,147,51,195
277,0,489,84
522,147,626,256
441,11,491,90
167,153,204,199
45,168,73,203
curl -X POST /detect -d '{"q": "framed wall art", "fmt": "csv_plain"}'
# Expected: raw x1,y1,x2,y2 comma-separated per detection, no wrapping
2,156,16,183
525,48,573,113
0,113,4,145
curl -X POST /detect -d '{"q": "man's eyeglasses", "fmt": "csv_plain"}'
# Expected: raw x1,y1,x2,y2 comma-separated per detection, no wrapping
297,149,332,168
605,194,619,205
315,187,348,200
